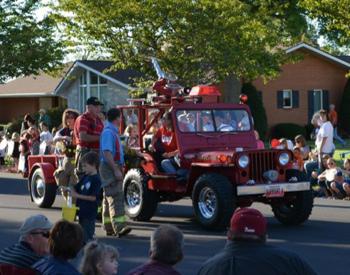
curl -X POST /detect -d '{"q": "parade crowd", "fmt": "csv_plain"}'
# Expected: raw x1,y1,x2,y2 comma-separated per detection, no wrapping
0,96,347,274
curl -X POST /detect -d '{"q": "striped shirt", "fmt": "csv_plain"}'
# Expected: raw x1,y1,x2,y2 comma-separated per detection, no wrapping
73,112,104,149
0,241,43,268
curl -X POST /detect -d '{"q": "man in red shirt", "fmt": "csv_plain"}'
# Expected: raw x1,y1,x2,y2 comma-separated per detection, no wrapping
151,112,178,173
329,104,346,146
74,97,104,178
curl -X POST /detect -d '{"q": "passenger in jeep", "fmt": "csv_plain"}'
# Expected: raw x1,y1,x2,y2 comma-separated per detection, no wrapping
201,112,214,132
151,113,179,173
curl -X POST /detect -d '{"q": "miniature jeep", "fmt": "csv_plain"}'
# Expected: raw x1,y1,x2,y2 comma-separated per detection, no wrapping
120,84,313,229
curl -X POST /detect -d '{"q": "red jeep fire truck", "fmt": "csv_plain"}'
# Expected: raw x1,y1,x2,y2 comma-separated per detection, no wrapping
26,61,313,229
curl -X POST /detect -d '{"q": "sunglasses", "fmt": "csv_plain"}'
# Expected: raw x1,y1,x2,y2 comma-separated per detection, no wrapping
31,231,50,238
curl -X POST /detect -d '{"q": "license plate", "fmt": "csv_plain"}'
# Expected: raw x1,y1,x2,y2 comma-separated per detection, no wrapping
265,186,284,198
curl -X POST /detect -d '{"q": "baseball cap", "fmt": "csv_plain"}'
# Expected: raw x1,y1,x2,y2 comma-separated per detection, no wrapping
86,97,104,106
19,214,52,237
229,208,267,238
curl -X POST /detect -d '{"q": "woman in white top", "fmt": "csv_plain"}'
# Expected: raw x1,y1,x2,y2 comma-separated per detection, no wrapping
316,109,334,157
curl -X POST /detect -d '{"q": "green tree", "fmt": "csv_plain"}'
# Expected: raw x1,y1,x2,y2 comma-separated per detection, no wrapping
55,0,307,101
300,0,350,47
241,83,268,140
0,0,65,83
339,79,350,134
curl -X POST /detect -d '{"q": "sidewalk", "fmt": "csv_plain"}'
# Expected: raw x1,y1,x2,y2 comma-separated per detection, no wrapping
0,171,23,179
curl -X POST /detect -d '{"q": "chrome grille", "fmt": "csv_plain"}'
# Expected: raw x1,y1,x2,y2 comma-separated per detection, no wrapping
248,151,276,183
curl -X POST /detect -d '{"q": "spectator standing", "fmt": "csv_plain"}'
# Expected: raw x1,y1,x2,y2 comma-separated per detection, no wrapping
18,133,30,175
316,110,334,167
27,127,40,155
197,208,317,275
70,151,102,243
32,220,83,275
21,114,36,134
99,108,131,237
127,224,183,275
74,97,104,179
39,122,53,154
329,104,346,146
0,214,52,269
38,108,51,129
10,132,20,172
80,241,119,275
53,109,79,147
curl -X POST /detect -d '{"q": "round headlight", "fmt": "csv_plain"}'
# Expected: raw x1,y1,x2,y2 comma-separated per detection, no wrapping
238,155,249,168
279,152,290,166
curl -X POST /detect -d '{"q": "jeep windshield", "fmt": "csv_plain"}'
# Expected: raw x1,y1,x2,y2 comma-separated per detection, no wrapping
176,109,251,133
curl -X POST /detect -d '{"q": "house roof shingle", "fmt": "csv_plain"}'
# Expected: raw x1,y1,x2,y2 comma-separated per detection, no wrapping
0,64,72,98
0,74,61,97
337,56,350,63
77,60,142,86
287,43,350,68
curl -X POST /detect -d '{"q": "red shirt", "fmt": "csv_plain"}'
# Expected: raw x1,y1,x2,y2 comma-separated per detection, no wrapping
155,127,177,153
328,110,338,126
74,112,104,149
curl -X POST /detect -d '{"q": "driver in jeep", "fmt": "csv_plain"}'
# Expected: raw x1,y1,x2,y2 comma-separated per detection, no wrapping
214,111,235,132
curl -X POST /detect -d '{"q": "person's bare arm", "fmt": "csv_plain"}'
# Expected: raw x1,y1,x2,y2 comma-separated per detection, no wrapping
318,170,327,180
163,149,179,158
70,189,96,201
103,150,123,180
79,131,100,142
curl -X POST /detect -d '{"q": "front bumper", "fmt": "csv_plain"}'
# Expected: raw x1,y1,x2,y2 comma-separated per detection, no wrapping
237,181,310,196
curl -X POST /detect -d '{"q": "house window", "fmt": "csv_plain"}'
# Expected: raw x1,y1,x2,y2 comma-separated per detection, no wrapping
79,71,108,112
277,90,299,109
282,90,293,108
312,89,323,112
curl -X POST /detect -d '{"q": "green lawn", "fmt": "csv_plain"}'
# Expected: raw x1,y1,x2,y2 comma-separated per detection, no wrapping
307,139,350,165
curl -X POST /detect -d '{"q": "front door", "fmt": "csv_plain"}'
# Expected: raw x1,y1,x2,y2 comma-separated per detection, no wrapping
308,89,329,122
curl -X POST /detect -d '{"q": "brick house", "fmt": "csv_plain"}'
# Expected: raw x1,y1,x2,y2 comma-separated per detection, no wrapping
253,43,350,128
0,73,66,124
55,60,141,113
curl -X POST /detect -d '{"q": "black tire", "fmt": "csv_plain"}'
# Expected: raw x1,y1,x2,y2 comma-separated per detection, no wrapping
192,173,236,229
272,189,314,225
30,168,57,208
123,169,158,221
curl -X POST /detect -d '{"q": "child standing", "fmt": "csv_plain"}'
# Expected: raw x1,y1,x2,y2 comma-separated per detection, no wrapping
80,241,119,275
10,132,20,172
39,122,53,154
70,151,101,243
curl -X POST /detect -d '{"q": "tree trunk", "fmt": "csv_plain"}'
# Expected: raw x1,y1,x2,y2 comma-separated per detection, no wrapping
222,74,241,103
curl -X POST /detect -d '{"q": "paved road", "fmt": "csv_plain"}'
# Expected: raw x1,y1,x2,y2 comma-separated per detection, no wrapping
0,172,349,275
